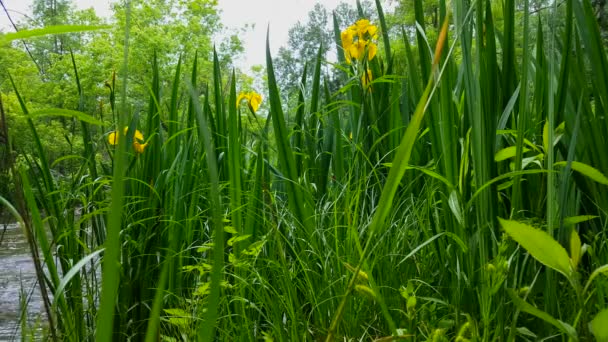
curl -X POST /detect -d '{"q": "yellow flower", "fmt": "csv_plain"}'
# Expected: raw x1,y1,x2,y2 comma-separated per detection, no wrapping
108,127,148,153
361,69,373,90
237,91,263,113
346,40,376,62
341,26,355,50
341,19,379,64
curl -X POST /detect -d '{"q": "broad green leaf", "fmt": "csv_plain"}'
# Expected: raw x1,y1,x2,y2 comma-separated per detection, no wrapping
0,25,109,44
554,161,608,185
495,146,531,162
29,109,103,125
507,290,578,341
563,215,599,226
590,308,608,341
499,218,572,278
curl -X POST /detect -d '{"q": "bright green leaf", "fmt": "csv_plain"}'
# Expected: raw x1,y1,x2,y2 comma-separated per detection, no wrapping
0,25,110,44
495,146,531,162
563,215,599,226
590,308,608,341
555,161,608,185
29,109,103,126
499,218,572,278
508,290,578,341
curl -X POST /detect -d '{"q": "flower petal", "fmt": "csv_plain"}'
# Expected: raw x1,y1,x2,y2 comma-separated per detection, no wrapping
134,129,144,143
108,131,118,145
248,93,263,113
237,92,248,107
133,142,148,154
367,42,377,60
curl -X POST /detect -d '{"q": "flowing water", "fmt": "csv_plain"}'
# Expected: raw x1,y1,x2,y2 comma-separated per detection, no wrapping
0,222,44,341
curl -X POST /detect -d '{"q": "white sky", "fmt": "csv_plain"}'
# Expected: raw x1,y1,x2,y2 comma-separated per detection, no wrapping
0,0,362,70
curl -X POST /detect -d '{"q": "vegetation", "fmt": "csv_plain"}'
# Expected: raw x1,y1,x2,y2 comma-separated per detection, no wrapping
2,0,608,341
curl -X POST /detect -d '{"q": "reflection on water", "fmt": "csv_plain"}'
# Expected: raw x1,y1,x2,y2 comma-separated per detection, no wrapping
0,223,44,341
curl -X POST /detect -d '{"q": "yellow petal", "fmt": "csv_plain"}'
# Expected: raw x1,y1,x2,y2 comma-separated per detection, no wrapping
237,92,248,107
341,29,353,50
133,129,144,143
367,25,378,38
108,131,118,145
367,42,377,60
248,92,262,113
344,48,352,64
355,19,371,34
349,43,361,61
361,69,373,89
356,40,367,59
133,142,148,154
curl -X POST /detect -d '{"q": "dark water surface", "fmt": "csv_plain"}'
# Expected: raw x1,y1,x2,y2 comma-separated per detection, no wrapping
0,223,44,341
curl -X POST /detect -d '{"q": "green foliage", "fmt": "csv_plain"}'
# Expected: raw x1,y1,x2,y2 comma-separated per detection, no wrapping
3,0,608,341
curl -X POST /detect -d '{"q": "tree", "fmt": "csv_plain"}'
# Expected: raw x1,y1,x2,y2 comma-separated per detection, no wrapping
273,1,375,105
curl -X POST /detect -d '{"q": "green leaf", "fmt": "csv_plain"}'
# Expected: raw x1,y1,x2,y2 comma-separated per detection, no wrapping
542,121,565,153
554,161,608,185
590,308,608,341
498,218,572,278
563,215,599,226
224,226,238,234
242,240,266,257
163,308,191,329
0,25,110,44
52,249,105,311
228,234,251,247
29,109,103,125
583,264,608,294
495,146,531,162
507,290,578,341
570,229,582,270
448,190,464,226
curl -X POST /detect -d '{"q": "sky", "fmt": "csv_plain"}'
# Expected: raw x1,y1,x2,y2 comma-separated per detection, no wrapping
0,0,361,70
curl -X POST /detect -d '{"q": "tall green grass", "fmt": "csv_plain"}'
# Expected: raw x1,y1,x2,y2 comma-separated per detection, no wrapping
3,0,608,340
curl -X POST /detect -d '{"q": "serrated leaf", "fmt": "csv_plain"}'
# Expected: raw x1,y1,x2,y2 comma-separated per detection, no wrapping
194,283,211,297
224,226,238,234
163,308,191,329
555,161,608,185
590,308,608,341
499,218,572,278
228,234,251,247
242,240,266,257
196,243,214,253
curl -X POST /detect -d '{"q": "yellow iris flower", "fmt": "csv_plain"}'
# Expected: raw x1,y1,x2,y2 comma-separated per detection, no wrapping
237,91,263,113
361,69,373,91
108,127,148,153
341,19,379,64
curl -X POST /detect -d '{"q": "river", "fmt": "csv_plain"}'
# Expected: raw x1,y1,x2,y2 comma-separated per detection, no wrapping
0,222,44,341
